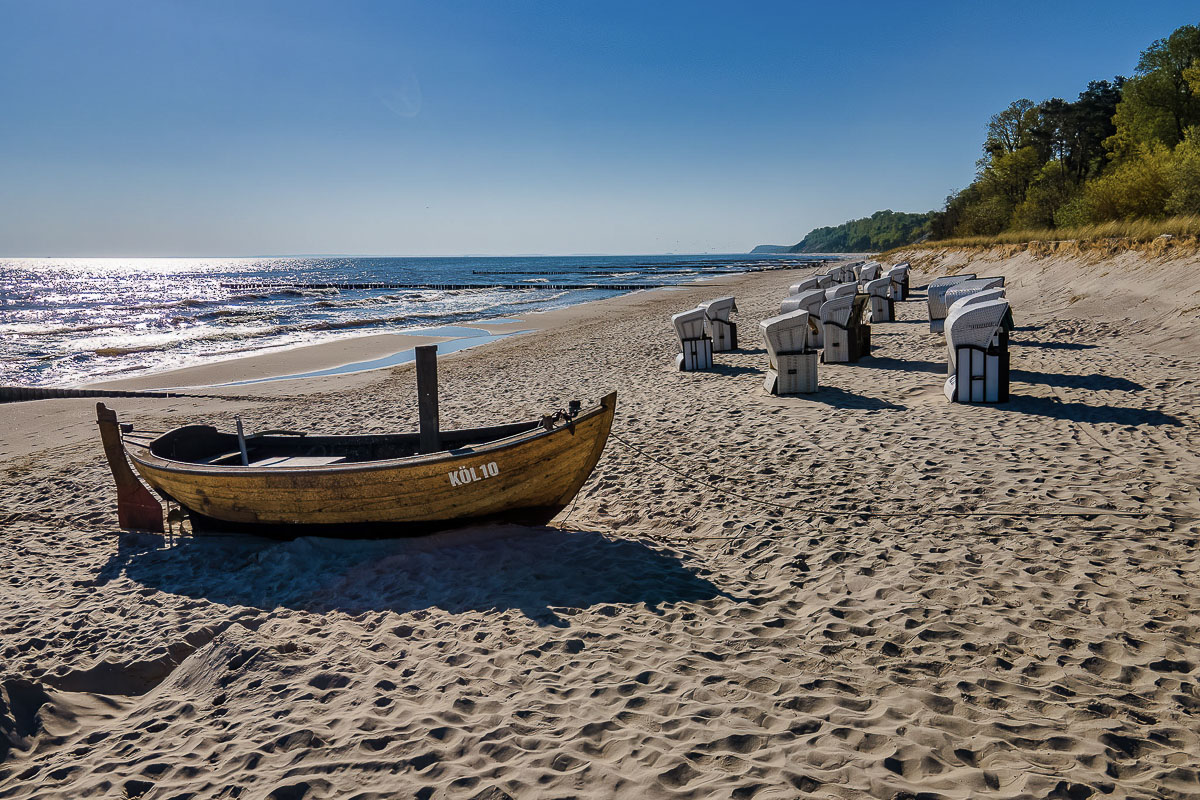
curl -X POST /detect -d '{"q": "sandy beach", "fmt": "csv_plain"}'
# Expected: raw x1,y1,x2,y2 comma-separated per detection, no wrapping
3,249,1200,799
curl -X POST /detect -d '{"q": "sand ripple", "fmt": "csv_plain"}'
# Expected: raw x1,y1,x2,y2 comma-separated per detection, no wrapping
3,249,1200,798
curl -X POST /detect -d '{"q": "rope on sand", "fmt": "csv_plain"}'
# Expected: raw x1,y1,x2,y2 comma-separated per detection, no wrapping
608,432,1198,523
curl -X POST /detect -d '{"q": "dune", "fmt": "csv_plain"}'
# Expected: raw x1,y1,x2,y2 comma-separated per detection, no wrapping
2,247,1199,798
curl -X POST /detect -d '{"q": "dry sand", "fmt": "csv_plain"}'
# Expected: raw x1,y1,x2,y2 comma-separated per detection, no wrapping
2,250,1200,799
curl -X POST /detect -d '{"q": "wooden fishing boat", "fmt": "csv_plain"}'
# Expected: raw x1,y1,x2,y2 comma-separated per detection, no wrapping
96,392,615,536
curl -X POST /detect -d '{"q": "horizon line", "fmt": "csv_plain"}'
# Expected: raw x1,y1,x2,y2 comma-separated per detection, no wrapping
0,251,780,260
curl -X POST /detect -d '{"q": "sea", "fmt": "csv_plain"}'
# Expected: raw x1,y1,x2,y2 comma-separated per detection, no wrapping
0,254,814,387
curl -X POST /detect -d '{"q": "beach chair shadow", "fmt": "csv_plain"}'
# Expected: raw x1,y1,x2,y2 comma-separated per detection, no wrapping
1003,394,1181,426
802,385,907,410
1011,339,1097,351
94,526,729,627
1010,369,1144,392
709,363,762,377
852,356,946,375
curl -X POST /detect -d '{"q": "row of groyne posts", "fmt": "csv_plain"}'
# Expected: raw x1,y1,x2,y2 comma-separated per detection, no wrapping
3,259,827,403
0,386,188,404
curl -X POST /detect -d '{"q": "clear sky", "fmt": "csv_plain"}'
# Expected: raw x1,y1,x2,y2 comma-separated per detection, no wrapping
1,1,1197,256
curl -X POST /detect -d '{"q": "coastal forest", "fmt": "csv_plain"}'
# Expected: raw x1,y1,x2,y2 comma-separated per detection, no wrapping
934,21,1200,238
769,21,1200,251
786,210,936,253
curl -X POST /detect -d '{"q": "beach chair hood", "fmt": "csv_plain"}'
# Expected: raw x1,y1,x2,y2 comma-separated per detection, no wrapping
928,274,979,321
781,288,826,315
864,277,892,297
760,310,817,357
825,283,857,301
947,288,1006,316
788,276,820,295
945,277,1005,304
945,299,1011,372
671,307,708,341
702,296,737,321
820,294,855,327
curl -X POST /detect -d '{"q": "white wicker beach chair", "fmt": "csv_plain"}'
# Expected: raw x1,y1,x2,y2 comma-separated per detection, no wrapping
780,289,827,347
927,274,978,332
788,276,821,295
816,272,836,289
885,264,910,300
701,296,738,352
760,310,820,394
943,299,1013,403
942,278,1005,317
825,282,858,301
864,276,894,322
858,262,881,283
820,293,870,363
946,287,1006,317
672,307,713,371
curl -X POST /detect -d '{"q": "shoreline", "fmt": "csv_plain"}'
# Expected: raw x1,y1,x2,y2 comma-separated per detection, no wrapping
87,273,804,393
7,253,827,395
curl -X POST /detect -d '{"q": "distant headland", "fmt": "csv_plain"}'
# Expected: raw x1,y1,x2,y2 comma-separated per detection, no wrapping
752,209,935,254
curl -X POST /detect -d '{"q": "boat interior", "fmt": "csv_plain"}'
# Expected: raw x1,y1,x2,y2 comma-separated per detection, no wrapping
143,421,545,467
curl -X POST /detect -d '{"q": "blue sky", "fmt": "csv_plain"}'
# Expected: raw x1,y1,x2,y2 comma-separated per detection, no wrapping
1,1,1197,256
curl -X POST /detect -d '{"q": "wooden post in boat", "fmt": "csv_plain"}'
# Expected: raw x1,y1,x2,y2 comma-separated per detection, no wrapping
234,416,249,466
95,403,165,532
416,345,440,454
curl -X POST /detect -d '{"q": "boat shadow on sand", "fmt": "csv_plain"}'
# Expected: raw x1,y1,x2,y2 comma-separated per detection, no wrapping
94,525,730,627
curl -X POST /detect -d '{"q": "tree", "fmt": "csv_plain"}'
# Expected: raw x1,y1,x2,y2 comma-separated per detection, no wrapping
1028,97,1073,167
1011,162,1079,229
1078,143,1173,221
1108,25,1200,155
980,146,1044,206
984,99,1036,156
1167,126,1200,214
792,210,936,252
1137,25,1200,142
1070,79,1123,181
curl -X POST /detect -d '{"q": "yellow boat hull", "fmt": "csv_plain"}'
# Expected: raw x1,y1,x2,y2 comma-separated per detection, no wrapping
123,393,615,534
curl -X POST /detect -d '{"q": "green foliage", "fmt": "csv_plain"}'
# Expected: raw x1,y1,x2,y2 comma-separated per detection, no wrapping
932,21,1200,241
882,215,1200,254
1012,162,1078,229
985,99,1036,156
1114,25,1200,149
798,22,1200,249
1052,194,1095,229
955,193,1012,237
790,210,936,253
1108,76,1177,158
981,146,1044,204
1166,127,1200,214
1078,143,1173,221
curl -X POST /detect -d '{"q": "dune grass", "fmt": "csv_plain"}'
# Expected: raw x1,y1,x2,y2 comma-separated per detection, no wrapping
878,215,1200,258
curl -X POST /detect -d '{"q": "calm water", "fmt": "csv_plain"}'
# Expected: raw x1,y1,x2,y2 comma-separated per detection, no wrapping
0,254,808,386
